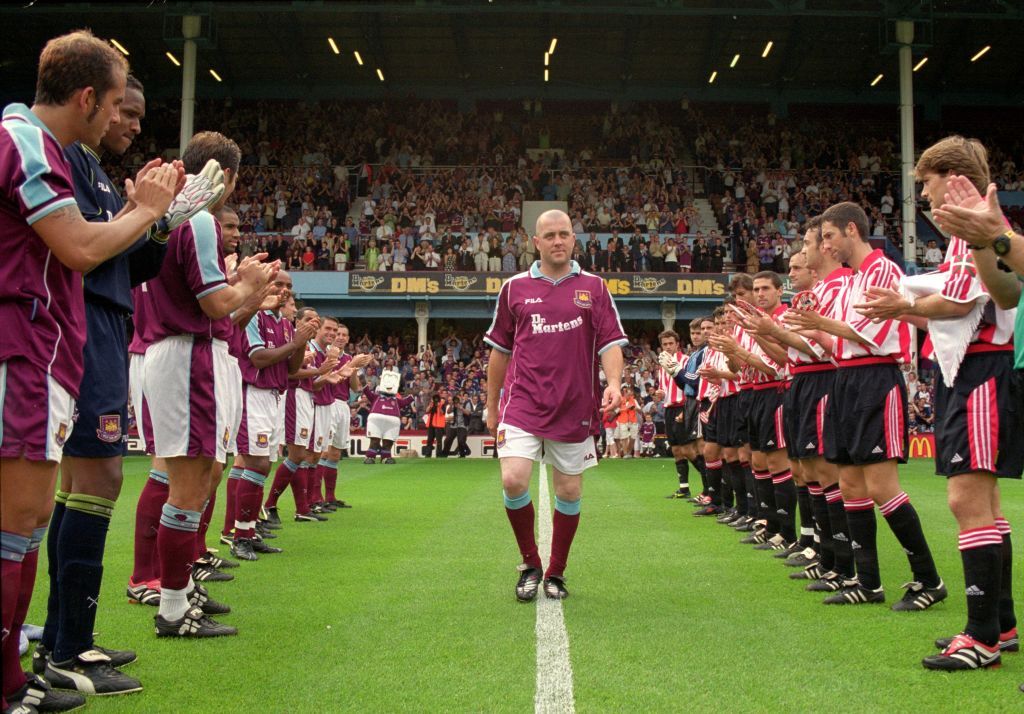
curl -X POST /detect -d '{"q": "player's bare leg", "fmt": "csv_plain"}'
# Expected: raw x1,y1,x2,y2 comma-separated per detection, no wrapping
545,469,582,599
763,448,796,551
40,458,139,681
153,456,235,637
131,456,169,601
501,456,542,601
1,460,62,706
928,473,1014,668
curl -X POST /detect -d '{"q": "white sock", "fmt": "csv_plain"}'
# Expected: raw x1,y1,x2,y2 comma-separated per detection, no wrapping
159,585,190,621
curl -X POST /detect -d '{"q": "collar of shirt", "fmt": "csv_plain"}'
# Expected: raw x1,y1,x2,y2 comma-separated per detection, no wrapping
2,103,58,142
854,248,885,274
528,259,582,285
823,266,854,282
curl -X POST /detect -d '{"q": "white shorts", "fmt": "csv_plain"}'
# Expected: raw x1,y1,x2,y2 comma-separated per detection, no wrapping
496,423,598,475
331,400,351,450
128,352,146,447
0,360,76,463
285,387,315,448
238,385,284,457
313,402,332,453
614,422,638,440
224,355,242,457
144,336,242,463
366,413,400,442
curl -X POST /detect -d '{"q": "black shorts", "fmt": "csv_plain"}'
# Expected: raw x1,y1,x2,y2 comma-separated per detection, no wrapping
682,398,702,444
825,362,907,466
935,351,1023,479
749,386,787,453
664,404,688,446
702,399,719,444
64,302,129,458
715,394,744,448
786,369,836,460
734,388,753,446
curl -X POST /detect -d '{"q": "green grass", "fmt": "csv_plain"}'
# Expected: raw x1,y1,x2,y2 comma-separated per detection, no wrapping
23,456,1023,712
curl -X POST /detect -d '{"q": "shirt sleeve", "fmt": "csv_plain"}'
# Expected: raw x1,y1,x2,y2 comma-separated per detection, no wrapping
4,122,77,225
594,279,629,355
181,212,228,299
483,280,515,353
65,145,104,222
682,350,703,390
244,314,265,356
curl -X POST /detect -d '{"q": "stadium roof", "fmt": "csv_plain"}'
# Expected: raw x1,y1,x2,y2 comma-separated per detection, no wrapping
2,1,1022,106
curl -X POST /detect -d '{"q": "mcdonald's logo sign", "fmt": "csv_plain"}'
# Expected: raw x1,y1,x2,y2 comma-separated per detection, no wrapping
908,434,935,459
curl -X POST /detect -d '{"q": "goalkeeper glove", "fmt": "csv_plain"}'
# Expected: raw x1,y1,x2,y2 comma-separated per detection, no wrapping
155,159,226,236
658,350,682,376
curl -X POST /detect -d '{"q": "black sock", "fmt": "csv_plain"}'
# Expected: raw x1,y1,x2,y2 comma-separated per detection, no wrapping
958,527,1003,646
675,459,689,494
996,519,1016,633
691,456,707,495
741,462,755,518
808,483,834,571
705,460,723,506
41,491,69,652
880,493,940,589
771,470,797,543
754,471,778,534
52,494,115,663
720,471,734,509
796,485,815,548
825,485,854,578
726,461,746,515
844,498,880,589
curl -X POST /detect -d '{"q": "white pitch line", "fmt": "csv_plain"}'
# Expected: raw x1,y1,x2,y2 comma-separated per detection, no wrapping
535,463,576,714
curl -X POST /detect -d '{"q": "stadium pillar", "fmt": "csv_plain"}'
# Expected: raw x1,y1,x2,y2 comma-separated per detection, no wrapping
179,14,201,156
414,301,429,351
896,19,919,368
896,19,916,270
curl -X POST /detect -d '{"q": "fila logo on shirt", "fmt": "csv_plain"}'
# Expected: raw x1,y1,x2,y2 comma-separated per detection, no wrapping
524,297,544,304
531,313,583,335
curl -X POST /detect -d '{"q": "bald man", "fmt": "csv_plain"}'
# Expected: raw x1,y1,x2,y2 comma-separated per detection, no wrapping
485,210,627,601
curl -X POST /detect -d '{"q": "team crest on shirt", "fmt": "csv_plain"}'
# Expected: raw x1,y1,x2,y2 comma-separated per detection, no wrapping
55,422,69,447
496,429,506,449
573,290,593,309
222,427,230,448
256,433,269,448
96,414,122,443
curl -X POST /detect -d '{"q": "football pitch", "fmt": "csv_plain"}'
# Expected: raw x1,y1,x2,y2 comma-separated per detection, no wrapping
24,456,1022,712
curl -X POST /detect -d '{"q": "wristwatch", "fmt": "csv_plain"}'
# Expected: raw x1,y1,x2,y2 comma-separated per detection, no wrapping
992,230,1015,257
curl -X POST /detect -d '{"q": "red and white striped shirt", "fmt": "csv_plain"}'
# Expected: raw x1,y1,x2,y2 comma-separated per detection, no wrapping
732,324,759,387
658,349,687,407
835,249,911,362
703,346,739,398
749,304,787,384
788,267,853,366
938,236,1014,347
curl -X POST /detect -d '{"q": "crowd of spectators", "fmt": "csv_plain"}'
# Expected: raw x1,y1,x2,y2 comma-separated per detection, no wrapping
101,98,1023,275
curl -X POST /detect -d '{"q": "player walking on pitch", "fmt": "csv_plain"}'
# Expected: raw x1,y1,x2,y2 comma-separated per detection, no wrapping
485,209,627,601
